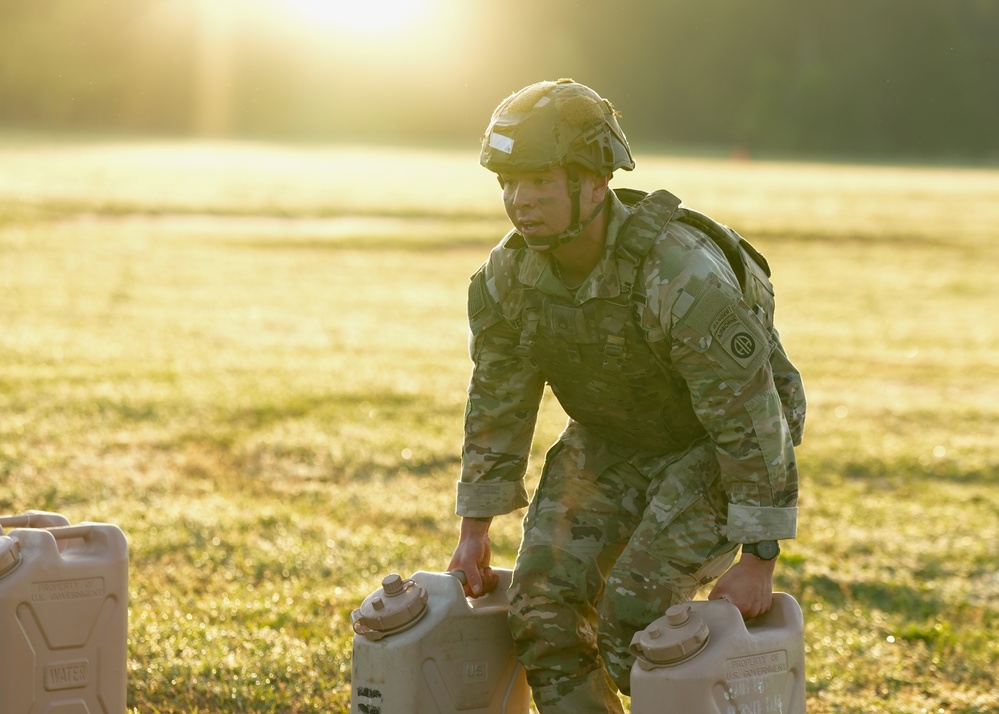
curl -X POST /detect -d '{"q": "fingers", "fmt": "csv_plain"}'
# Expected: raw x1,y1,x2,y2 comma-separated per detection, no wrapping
448,522,498,598
708,588,770,619
447,553,480,597
733,594,773,620
464,567,483,597
463,566,499,597
480,566,500,595
447,548,487,597
448,564,500,598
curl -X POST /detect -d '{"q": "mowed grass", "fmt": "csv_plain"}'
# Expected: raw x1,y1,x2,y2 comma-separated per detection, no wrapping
1,136,997,713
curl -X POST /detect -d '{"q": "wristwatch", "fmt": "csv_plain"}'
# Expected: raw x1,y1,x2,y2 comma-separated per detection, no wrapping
742,540,781,561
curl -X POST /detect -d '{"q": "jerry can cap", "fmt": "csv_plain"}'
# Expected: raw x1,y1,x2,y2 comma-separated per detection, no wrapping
351,573,429,641
0,535,21,578
630,602,710,667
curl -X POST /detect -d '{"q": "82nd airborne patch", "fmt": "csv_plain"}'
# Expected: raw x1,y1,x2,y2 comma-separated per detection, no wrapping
710,305,764,370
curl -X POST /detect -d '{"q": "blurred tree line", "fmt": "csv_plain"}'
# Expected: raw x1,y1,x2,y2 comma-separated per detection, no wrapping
1,0,996,163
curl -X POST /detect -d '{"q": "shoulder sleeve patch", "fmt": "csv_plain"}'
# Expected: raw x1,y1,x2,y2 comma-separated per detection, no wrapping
676,283,731,339
468,267,505,335
674,283,772,380
710,304,768,372
469,269,487,318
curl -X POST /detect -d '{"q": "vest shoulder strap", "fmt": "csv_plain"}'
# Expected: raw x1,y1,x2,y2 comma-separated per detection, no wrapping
612,189,681,297
614,188,682,265
613,188,772,297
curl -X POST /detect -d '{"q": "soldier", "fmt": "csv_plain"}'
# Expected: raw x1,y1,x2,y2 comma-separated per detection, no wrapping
447,79,806,713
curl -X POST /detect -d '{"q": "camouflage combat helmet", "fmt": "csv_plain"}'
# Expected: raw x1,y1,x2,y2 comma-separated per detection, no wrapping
480,79,635,249
479,78,635,176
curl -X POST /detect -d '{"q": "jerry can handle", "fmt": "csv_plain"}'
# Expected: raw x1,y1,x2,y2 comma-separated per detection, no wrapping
447,569,509,598
46,524,127,558
0,511,72,532
50,525,100,541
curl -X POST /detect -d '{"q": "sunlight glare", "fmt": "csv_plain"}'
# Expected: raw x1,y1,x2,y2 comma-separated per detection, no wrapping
282,0,435,34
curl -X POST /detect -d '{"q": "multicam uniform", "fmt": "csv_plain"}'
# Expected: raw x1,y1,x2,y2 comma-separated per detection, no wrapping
456,188,805,711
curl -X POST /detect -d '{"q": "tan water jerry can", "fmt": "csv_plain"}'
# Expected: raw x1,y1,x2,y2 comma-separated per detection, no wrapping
629,593,805,714
0,512,129,714
350,569,530,713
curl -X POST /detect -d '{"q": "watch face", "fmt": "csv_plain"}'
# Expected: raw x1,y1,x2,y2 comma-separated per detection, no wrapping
748,541,780,560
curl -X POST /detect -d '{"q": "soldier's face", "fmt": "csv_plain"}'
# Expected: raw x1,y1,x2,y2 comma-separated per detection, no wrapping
499,167,603,245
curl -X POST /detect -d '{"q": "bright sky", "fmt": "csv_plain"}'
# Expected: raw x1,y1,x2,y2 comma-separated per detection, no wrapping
236,0,470,81
190,0,474,135
245,0,449,47
279,0,440,34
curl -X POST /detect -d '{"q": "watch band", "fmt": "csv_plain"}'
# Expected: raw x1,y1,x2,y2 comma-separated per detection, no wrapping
743,540,780,561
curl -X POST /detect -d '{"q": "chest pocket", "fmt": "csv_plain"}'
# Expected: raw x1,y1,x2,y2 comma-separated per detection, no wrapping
530,296,653,373
546,304,597,341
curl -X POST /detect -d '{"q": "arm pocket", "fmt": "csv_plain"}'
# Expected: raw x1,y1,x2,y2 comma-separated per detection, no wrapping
745,386,790,480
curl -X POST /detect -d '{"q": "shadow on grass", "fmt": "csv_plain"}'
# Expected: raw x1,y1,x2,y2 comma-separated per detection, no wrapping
797,570,945,623
155,390,463,489
809,455,999,487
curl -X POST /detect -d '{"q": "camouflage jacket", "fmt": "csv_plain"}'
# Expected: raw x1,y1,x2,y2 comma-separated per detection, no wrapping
457,189,806,543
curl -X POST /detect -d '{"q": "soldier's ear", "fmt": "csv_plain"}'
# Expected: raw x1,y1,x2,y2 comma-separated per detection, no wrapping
588,171,611,203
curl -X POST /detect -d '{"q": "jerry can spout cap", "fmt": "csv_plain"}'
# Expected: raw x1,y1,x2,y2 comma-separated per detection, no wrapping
351,573,429,641
630,602,710,669
0,536,22,578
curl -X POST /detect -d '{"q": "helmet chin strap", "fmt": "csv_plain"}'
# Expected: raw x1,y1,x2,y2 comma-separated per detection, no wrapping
521,198,606,250
521,164,607,250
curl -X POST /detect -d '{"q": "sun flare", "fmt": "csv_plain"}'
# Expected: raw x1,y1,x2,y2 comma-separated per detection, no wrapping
281,0,436,34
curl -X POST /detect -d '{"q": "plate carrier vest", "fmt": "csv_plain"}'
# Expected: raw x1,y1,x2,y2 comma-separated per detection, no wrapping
513,188,777,453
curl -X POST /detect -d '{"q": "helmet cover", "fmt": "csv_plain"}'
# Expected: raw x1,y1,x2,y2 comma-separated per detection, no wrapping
480,78,635,176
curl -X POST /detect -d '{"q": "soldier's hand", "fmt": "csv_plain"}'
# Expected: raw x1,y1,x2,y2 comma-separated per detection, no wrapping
448,517,500,598
708,553,775,619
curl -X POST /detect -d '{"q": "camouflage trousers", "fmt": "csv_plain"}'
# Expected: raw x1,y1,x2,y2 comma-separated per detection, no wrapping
508,421,739,713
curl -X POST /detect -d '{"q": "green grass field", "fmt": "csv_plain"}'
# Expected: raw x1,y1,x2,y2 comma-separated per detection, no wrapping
1,136,997,713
